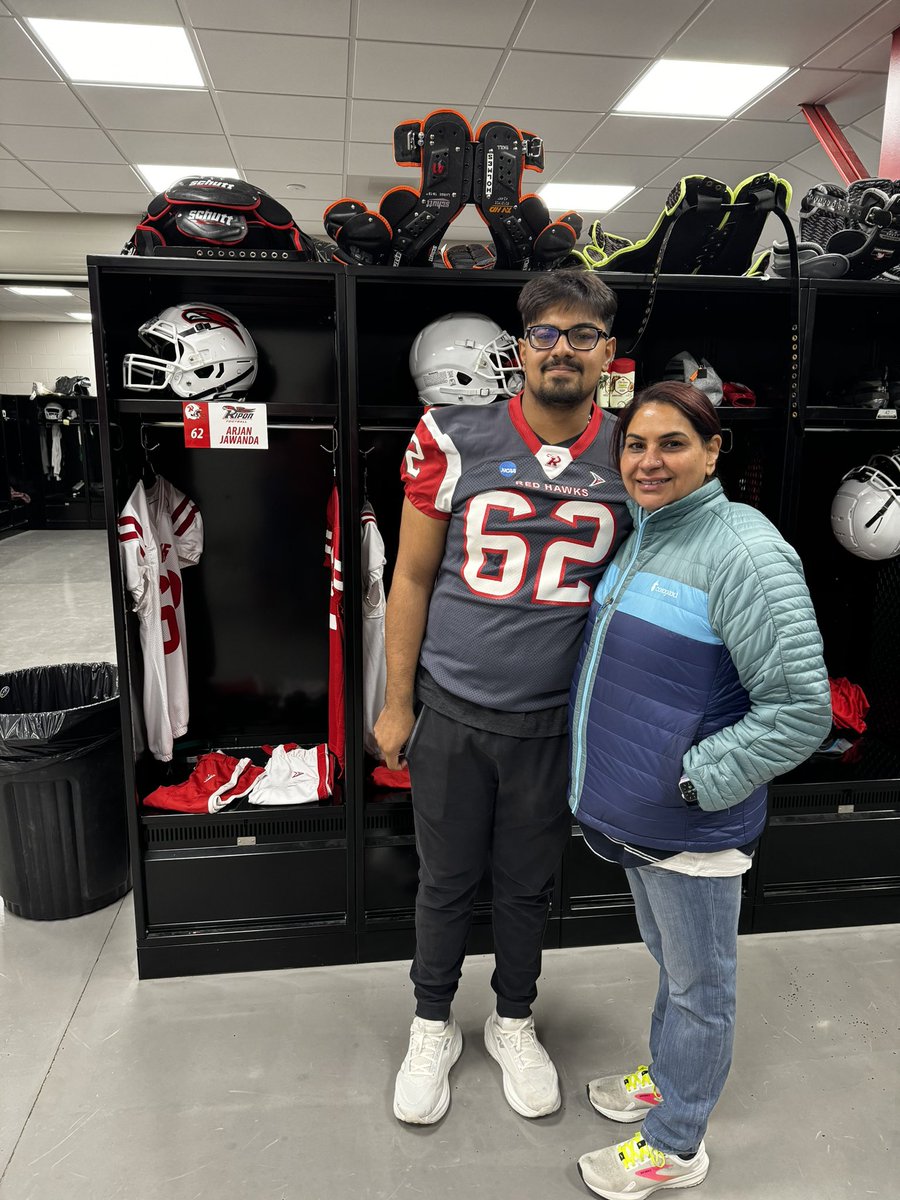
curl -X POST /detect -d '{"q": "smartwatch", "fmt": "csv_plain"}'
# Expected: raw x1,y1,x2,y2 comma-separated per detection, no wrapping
678,774,699,807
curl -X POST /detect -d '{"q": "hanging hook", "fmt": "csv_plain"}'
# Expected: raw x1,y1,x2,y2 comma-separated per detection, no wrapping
319,425,338,476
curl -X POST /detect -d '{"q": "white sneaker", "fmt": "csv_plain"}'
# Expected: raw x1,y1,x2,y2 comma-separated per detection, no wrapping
483,1011,561,1118
393,1014,463,1124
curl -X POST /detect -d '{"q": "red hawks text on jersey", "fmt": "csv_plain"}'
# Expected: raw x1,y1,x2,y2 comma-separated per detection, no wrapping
118,477,203,761
401,394,631,712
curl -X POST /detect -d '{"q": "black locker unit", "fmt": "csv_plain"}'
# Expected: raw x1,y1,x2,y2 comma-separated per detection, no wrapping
38,394,107,529
0,394,43,536
755,278,900,932
88,256,356,978
89,255,899,979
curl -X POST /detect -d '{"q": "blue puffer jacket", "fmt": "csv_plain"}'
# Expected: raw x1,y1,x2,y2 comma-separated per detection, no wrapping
569,479,831,852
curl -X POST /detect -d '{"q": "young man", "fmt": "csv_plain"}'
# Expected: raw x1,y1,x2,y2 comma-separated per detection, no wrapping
375,272,630,1125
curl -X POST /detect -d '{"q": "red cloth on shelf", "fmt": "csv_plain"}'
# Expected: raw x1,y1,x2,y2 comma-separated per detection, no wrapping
371,764,412,789
829,676,869,735
143,752,264,814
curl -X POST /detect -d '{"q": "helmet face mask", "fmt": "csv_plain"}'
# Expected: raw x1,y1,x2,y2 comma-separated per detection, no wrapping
410,312,523,407
123,304,258,399
831,453,900,560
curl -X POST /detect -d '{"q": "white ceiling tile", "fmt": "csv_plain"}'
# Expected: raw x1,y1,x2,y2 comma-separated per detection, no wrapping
852,106,885,141
534,151,569,179
489,51,648,111
0,80,95,127
350,99,477,143
0,17,60,81
30,161,147,192
815,72,890,126
244,169,341,202
671,0,859,66
692,119,816,160
0,124,124,163
787,127,882,182
517,0,699,56
233,136,343,174
20,0,183,20
478,108,602,154
610,186,678,215
0,159,43,187
0,143,9,157
582,115,721,157
549,152,676,187
347,141,407,177
354,41,501,104
0,187,74,211
276,197,334,223
57,190,149,215
217,92,345,140
77,86,221,134
660,156,776,186
345,173,406,203
808,6,900,69
197,30,348,97
111,129,233,163
183,0,351,36
357,0,522,47
739,68,854,120
844,36,895,72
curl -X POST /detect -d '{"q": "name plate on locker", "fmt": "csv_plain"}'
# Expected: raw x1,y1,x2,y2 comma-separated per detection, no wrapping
182,401,269,449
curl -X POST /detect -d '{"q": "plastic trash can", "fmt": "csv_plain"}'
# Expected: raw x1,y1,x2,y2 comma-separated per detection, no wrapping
0,662,130,919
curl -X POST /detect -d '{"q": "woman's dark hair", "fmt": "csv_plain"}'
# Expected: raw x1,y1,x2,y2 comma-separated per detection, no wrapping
517,272,618,331
614,381,722,460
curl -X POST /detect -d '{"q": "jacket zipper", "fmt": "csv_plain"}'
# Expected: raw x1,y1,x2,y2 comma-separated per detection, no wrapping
570,506,657,806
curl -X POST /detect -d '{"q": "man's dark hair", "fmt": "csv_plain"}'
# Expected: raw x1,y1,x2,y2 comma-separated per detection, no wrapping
517,272,618,332
614,381,722,461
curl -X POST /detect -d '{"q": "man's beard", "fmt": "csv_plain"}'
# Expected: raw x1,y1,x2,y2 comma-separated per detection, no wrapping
533,357,592,409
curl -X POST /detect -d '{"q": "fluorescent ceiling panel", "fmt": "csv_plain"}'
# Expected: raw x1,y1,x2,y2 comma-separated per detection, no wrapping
617,59,788,118
136,164,240,192
27,19,203,87
539,183,635,211
6,285,72,296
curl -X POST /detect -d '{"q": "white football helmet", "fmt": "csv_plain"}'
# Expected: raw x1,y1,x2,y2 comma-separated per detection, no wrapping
409,312,523,407
123,304,257,399
831,453,900,560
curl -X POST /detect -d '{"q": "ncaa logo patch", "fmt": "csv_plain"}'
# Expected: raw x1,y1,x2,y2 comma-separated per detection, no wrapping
499,460,517,477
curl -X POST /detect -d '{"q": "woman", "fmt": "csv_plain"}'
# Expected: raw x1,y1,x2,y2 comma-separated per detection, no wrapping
568,381,831,1199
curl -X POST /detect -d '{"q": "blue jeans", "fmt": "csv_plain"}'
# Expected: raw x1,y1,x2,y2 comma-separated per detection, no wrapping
625,865,741,1156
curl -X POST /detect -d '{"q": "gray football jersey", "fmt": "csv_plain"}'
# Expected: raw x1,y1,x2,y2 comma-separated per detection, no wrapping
402,394,631,710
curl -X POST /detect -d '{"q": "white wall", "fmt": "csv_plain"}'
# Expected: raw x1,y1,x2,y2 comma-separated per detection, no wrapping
0,323,95,395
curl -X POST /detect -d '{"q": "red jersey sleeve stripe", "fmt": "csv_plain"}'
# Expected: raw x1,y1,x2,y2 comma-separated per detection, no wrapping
173,506,199,537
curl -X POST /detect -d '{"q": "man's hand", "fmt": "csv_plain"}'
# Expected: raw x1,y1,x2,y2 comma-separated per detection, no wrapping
375,704,416,770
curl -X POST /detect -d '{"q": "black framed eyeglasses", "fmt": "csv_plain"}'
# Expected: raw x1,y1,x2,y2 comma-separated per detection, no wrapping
525,323,610,352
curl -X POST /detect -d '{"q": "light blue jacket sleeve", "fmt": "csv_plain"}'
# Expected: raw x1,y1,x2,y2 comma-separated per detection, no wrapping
684,530,832,811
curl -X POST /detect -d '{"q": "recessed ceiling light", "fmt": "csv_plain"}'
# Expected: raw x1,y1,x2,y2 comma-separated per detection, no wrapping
616,59,788,118
286,183,307,192
136,164,241,193
539,184,636,212
6,286,73,296
26,19,204,87
68,312,93,321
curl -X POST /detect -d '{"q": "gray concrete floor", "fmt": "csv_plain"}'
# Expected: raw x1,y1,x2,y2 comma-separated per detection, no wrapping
0,529,897,1200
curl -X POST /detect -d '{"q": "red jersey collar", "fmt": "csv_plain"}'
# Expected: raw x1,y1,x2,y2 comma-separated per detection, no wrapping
508,391,603,459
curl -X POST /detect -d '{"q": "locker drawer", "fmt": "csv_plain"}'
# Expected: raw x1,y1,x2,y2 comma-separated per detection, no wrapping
145,843,347,927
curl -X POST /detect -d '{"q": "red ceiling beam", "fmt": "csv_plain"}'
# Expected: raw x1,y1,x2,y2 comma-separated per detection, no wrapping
800,103,869,183
878,26,900,178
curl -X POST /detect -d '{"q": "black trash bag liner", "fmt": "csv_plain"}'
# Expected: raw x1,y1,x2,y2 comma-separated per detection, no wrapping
0,662,119,763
